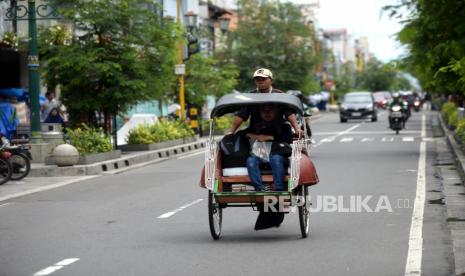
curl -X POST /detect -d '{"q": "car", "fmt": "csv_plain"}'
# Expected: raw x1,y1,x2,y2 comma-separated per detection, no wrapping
339,92,377,123
373,91,389,109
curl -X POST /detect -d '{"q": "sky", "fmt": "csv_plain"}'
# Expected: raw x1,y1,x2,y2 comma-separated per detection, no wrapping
289,0,407,62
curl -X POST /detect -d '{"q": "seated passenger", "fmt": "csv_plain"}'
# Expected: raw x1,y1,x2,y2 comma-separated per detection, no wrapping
245,105,292,191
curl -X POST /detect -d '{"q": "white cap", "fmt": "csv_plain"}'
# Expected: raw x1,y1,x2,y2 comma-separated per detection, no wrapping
253,68,273,79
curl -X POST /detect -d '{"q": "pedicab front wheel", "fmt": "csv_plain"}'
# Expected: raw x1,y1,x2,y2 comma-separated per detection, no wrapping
298,185,310,238
208,190,222,240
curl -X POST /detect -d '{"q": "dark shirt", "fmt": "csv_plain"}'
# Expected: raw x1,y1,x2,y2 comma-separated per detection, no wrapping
234,88,293,127
244,121,293,145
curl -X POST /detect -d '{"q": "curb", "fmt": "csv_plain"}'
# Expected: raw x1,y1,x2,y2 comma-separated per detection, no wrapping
438,114,465,179
29,139,206,177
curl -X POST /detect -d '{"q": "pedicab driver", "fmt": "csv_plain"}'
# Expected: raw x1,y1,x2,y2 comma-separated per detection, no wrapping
226,68,304,137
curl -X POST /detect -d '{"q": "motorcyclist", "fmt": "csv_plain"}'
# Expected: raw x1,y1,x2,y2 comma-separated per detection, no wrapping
388,92,408,128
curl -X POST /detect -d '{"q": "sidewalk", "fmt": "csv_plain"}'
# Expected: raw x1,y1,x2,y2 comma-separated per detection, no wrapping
29,138,206,177
437,112,465,275
0,138,206,202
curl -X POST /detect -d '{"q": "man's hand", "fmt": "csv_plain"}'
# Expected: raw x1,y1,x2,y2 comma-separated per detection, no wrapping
246,133,273,141
256,134,273,142
246,133,257,140
296,128,305,138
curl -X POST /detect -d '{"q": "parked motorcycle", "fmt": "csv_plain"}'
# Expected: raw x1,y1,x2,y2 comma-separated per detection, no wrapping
389,104,405,135
5,143,31,181
0,141,12,185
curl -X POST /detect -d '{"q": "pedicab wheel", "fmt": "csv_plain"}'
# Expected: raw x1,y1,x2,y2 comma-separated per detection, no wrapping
298,186,310,238
208,190,222,240
396,129,399,135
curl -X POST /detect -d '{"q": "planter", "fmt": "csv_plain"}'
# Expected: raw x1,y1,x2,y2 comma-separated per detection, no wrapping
120,136,198,152
77,150,122,165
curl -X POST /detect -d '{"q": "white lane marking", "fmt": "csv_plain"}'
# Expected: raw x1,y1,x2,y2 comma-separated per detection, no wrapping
403,137,415,142
405,114,426,276
158,211,176,219
381,137,394,142
157,199,204,219
320,137,335,143
0,202,11,208
340,137,353,143
177,149,204,159
33,258,79,276
55,258,79,266
361,137,374,142
0,176,100,203
314,130,421,136
312,124,360,148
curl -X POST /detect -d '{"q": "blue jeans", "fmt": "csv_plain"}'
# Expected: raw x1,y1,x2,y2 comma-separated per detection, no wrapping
246,155,289,191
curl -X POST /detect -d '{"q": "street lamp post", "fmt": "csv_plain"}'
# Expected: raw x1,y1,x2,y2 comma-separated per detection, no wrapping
1,0,60,142
176,0,185,121
26,0,41,142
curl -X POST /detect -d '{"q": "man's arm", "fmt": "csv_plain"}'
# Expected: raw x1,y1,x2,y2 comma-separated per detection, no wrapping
287,113,304,137
227,115,244,135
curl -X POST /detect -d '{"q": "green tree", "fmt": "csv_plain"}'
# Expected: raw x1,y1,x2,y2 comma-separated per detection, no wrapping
39,0,177,132
232,0,317,92
184,54,239,106
356,58,411,91
385,0,465,96
335,61,356,93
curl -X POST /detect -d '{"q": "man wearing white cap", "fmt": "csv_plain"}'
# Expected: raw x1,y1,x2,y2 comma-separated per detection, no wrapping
227,68,304,137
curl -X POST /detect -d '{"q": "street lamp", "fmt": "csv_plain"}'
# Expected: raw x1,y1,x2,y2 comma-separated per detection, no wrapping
185,11,197,30
218,16,230,33
0,0,60,142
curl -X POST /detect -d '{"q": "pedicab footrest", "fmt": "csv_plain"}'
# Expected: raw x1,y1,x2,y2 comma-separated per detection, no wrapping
221,175,290,183
214,191,291,204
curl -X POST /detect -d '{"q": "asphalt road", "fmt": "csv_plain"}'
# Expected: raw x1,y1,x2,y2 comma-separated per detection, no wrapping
0,110,454,276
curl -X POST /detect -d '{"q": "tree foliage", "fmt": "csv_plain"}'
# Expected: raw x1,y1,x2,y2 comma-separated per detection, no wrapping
385,0,465,95
354,58,412,92
232,0,317,92
39,0,177,129
184,54,239,106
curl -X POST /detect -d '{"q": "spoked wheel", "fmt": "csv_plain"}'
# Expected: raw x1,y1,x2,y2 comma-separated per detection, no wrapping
10,153,31,181
298,185,310,238
0,158,12,185
208,190,222,240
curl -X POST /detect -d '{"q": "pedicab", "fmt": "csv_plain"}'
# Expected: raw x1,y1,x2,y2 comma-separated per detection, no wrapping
199,93,319,240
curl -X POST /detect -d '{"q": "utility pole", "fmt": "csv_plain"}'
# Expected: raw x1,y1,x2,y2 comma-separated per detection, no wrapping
176,0,185,121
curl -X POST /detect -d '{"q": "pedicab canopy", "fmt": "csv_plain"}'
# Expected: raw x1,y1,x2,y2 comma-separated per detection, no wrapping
210,93,303,118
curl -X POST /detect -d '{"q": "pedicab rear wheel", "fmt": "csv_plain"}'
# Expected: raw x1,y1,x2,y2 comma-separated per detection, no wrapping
208,190,222,240
298,185,310,238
